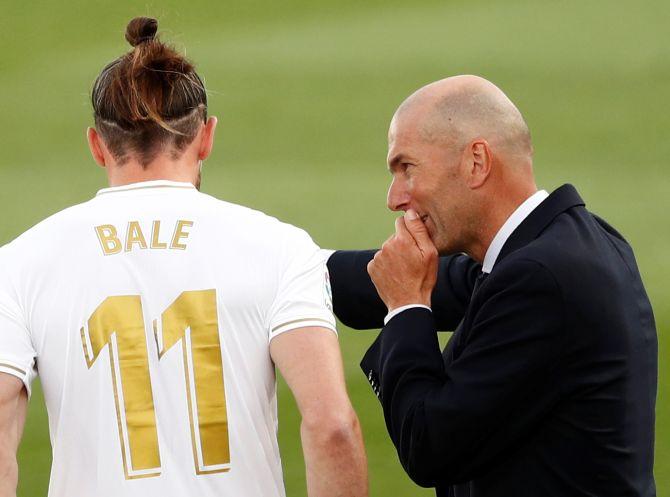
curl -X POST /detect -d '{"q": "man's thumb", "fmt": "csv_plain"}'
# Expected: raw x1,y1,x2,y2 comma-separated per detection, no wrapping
404,209,432,247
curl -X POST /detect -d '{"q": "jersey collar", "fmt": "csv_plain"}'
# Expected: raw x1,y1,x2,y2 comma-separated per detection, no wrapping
96,180,197,196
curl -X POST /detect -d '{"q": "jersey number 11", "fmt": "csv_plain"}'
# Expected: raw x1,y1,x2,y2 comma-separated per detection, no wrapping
79,289,230,479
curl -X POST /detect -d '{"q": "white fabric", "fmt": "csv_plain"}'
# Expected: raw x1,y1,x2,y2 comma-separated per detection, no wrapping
384,304,432,325
319,248,336,262
0,280,36,396
0,180,336,497
481,190,549,273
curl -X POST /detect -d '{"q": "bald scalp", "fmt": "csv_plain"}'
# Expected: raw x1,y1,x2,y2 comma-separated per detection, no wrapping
395,76,532,159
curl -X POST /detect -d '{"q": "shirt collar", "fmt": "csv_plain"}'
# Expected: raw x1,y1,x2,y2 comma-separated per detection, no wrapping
96,180,196,196
481,189,549,273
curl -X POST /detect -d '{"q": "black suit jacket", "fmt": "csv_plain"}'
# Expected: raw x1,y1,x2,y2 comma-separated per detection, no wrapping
327,185,657,497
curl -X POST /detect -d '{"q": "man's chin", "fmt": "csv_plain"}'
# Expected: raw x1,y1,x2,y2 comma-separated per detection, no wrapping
423,225,458,256
436,242,471,258
437,247,459,257
434,238,459,257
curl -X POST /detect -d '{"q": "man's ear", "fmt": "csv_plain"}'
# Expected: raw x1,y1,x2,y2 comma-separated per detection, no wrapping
198,117,218,161
467,139,492,189
87,127,106,168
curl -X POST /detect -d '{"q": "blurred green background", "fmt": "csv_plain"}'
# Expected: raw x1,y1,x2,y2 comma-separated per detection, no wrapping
1,0,668,495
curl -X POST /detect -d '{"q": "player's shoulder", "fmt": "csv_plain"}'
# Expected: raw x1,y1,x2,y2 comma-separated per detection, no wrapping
197,192,316,246
0,199,97,258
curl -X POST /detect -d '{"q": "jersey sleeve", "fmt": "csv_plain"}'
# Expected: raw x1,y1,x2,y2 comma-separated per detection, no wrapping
267,228,337,341
0,254,37,395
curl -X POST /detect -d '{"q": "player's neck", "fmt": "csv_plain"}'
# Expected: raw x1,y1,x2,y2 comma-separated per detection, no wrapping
105,158,200,188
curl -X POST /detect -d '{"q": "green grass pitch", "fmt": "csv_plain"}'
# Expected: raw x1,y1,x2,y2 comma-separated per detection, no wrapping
1,1,668,495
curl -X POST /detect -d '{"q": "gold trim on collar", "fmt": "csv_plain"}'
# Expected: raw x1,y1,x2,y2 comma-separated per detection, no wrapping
97,184,195,196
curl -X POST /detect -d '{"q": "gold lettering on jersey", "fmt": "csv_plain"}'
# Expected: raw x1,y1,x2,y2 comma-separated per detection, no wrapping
171,220,193,250
94,220,194,255
155,290,230,474
80,296,161,479
80,289,231,479
125,221,148,251
95,225,122,255
150,221,168,249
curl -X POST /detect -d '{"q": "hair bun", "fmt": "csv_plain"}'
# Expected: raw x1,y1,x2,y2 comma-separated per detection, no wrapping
125,17,158,47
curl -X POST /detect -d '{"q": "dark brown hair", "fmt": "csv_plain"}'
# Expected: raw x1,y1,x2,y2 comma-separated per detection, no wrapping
91,17,207,167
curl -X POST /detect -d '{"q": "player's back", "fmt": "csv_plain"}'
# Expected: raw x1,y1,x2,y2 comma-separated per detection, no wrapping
0,180,335,497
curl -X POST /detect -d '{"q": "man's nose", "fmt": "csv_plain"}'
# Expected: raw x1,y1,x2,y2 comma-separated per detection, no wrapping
387,178,410,212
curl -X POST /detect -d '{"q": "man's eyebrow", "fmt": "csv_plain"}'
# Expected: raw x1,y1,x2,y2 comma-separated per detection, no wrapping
388,153,408,170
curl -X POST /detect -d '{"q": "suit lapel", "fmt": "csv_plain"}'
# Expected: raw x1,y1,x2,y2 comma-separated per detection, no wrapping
442,185,584,365
442,322,460,365
472,271,489,294
496,184,585,266
442,271,489,363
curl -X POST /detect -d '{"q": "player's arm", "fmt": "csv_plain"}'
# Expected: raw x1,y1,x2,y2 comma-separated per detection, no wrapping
0,375,27,497
0,254,34,497
271,327,368,497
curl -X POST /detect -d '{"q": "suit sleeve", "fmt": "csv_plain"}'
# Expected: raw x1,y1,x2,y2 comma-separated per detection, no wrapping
360,259,565,486
327,250,479,331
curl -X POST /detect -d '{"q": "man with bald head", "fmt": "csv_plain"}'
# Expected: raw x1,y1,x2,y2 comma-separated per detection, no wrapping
327,75,657,496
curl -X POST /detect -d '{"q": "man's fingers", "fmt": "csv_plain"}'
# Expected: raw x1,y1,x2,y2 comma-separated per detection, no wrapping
395,216,409,238
395,217,418,247
367,250,381,275
404,209,435,253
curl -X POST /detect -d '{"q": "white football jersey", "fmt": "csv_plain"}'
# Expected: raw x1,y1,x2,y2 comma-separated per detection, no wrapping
0,180,336,497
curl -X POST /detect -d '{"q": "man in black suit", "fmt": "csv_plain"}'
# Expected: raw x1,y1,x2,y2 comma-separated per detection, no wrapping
327,75,657,496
